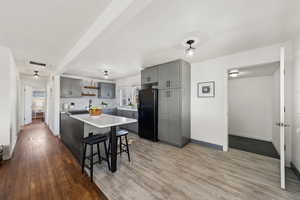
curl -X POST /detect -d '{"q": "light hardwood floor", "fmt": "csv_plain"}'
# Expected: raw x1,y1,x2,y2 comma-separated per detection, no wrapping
93,134,300,200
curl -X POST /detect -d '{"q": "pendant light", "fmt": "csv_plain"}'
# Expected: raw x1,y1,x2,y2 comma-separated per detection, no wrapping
33,70,39,79
104,70,109,79
185,40,196,57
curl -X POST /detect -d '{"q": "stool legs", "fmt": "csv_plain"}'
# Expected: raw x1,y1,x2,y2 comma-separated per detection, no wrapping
109,134,131,162
90,144,93,182
119,137,122,156
97,143,101,164
104,142,111,170
125,135,131,162
82,143,87,174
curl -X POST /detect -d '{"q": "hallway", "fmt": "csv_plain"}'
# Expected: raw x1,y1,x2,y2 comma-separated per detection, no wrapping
0,122,107,200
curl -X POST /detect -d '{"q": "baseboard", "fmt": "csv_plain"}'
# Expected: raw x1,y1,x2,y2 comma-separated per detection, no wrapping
290,162,300,181
190,139,223,151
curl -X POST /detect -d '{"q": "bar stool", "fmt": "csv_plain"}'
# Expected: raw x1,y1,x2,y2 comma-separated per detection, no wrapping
81,133,110,182
108,129,131,162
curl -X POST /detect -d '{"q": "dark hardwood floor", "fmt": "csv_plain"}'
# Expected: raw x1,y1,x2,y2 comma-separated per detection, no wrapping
0,121,108,200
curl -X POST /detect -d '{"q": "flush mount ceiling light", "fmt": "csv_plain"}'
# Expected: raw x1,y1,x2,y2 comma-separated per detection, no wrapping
33,70,39,79
104,70,109,79
229,69,239,78
185,40,196,57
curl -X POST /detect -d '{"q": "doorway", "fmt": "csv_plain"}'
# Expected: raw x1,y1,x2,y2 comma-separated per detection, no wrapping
227,62,280,159
32,89,46,123
24,85,46,125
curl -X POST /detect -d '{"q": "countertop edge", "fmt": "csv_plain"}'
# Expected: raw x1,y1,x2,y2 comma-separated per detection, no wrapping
70,114,137,129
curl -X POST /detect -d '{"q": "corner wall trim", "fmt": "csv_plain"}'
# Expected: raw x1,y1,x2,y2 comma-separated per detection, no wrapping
291,162,300,181
190,139,223,151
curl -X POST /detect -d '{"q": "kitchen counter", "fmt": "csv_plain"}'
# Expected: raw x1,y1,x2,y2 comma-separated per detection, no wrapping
70,114,137,129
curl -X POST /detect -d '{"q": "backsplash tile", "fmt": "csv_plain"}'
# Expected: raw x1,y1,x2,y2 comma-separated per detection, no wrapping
61,97,116,111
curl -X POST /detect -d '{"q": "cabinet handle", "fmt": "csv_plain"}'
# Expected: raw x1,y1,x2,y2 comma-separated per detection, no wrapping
166,80,171,88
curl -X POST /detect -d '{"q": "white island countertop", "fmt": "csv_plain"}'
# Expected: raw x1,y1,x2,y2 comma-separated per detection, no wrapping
70,114,137,128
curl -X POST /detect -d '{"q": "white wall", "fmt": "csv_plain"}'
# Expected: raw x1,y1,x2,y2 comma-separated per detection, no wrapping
292,36,300,170
46,75,60,136
0,46,19,159
229,76,273,141
191,42,293,166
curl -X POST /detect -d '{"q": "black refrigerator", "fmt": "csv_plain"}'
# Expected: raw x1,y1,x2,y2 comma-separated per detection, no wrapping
138,88,158,141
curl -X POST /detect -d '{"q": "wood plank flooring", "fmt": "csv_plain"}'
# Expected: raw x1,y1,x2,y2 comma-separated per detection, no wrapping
0,121,107,200
93,134,300,200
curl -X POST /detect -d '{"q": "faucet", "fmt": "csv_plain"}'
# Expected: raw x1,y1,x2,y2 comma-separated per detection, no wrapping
88,99,92,110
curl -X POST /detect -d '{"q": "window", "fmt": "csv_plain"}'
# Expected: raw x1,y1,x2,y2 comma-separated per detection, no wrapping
119,86,140,107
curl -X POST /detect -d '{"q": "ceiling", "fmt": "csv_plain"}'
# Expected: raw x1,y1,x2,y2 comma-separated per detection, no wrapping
63,0,300,80
228,62,280,79
0,0,111,76
1,0,299,80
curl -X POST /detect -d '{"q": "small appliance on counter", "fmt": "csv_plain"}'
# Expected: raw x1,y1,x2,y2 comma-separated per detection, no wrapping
138,88,158,141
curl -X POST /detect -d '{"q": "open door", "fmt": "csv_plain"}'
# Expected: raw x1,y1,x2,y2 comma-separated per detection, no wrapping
24,85,32,125
278,47,287,189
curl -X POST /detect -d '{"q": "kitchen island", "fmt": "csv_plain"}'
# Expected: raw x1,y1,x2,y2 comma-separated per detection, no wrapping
60,112,137,173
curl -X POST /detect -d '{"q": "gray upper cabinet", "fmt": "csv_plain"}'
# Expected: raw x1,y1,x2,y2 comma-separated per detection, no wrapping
98,83,115,99
60,77,82,98
141,66,158,84
158,60,181,89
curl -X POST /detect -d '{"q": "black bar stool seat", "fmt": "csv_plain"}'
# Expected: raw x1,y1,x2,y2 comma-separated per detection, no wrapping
82,133,110,182
108,129,131,162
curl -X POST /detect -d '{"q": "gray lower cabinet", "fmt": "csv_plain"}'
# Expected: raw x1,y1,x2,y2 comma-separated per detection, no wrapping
158,89,183,146
60,77,82,98
98,83,115,99
117,109,138,133
102,108,117,115
60,113,84,163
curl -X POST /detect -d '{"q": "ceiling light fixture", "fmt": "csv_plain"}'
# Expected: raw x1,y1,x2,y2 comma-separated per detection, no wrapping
185,40,196,57
229,69,239,78
104,70,109,79
33,70,39,79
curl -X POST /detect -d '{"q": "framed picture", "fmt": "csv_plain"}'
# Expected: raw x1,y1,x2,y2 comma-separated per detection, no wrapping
197,81,215,98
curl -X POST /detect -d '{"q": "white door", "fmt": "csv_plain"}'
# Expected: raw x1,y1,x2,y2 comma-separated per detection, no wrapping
279,47,286,189
24,85,32,125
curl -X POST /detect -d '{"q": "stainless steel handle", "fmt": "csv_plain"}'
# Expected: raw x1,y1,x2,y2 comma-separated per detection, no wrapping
276,122,290,127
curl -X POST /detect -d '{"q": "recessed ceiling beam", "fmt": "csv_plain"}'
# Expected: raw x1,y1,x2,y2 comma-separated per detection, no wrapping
55,0,137,74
